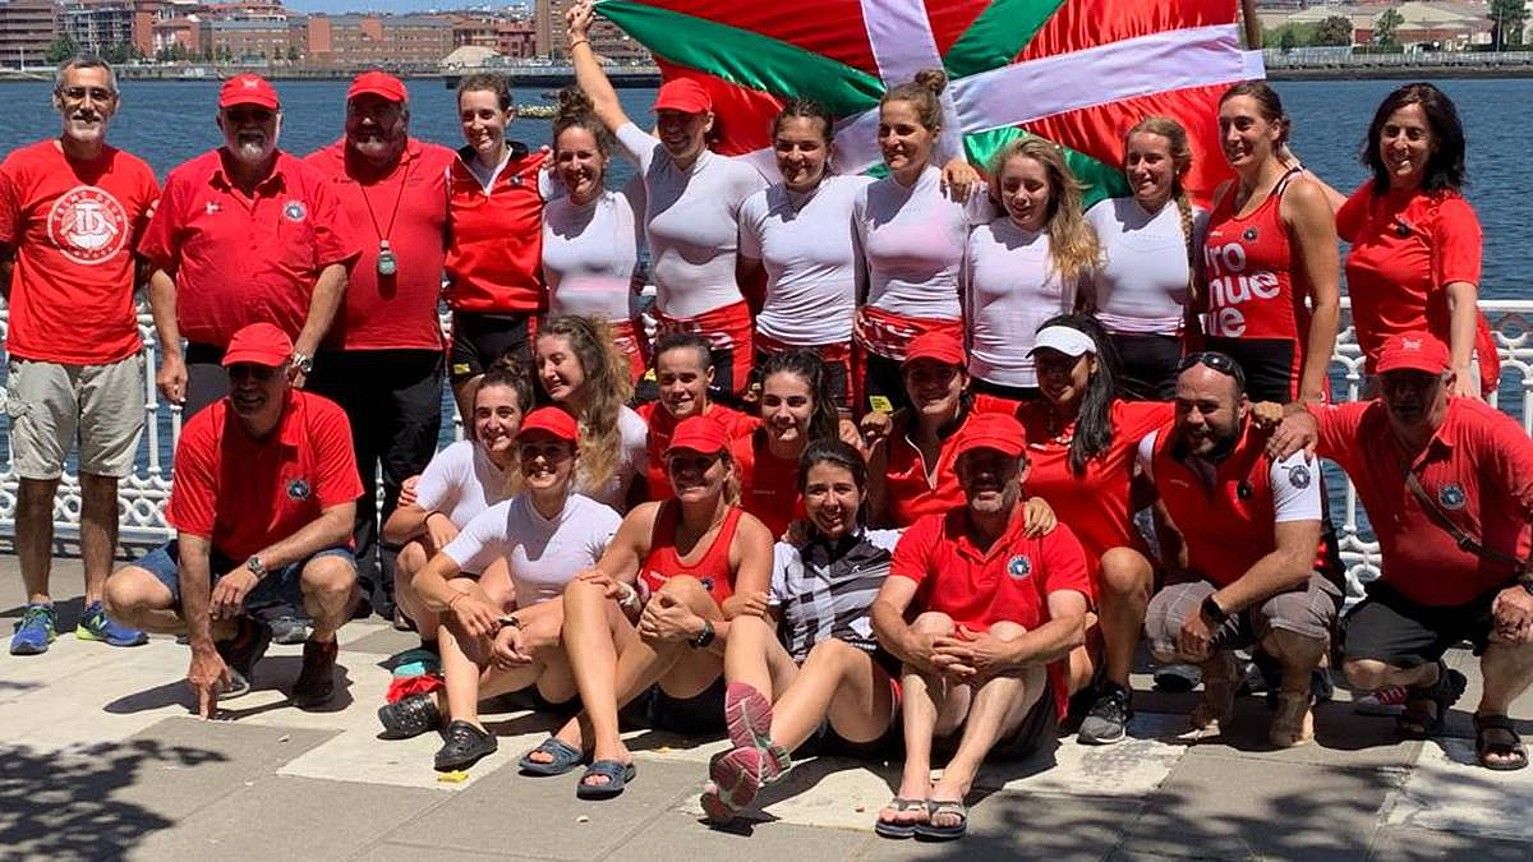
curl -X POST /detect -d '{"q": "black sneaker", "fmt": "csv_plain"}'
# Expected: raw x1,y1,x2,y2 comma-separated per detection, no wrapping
435,720,498,772
291,638,339,709
215,617,272,699
1077,683,1133,745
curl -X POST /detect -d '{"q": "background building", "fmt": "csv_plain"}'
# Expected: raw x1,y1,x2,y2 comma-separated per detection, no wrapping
0,0,57,68
534,0,645,61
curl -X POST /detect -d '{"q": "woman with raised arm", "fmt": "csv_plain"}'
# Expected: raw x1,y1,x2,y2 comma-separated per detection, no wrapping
1202,82,1339,404
517,416,774,800
637,333,759,501
565,0,767,398
377,408,623,772
1087,117,1209,400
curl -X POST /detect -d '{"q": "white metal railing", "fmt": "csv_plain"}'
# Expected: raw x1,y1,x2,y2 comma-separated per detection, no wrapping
4,301,1533,584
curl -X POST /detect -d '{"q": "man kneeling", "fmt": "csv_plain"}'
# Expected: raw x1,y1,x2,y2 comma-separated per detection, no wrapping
871,413,1092,842
105,323,362,716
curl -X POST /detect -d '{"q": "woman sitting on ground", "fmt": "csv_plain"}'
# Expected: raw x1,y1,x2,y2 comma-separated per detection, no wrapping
638,333,759,501
518,416,775,799
377,408,623,772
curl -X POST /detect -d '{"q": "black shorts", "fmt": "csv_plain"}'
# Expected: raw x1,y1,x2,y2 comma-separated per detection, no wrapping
646,675,726,735
1343,579,1496,669
1109,333,1181,401
1201,335,1297,404
970,379,1041,404
862,352,907,415
449,311,534,383
933,689,1055,762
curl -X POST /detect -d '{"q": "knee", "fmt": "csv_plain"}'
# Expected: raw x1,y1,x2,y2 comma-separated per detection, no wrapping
1261,627,1327,668
103,568,163,622
1343,659,1391,692
909,611,956,637
803,637,859,668
657,575,710,607
1099,548,1152,597
395,541,428,578
986,620,1029,642
302,555,357,597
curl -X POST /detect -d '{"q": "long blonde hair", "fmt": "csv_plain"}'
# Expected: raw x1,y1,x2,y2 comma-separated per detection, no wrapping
990,137,1099,285
1125,116,1199,305
536,315,632,495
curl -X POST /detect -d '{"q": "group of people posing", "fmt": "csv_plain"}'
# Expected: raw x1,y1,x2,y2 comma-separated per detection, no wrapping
4,0,1532,844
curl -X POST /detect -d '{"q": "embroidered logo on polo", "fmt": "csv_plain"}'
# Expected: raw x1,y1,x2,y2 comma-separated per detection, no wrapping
47,185,127,265
1288,465,1311,490
1438,483,1467,510
1242,227,1259,242
282,200,307,222
1006,555,1032,580
287,478,311,500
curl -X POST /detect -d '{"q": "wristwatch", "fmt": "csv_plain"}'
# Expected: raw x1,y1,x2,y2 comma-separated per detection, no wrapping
246,556,269,581
498,614,522,631
1200,594,1229,626
291,352,314,375
690,619,716,650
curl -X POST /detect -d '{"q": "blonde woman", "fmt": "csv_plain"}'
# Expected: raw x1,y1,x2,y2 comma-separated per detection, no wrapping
964,138,1099,404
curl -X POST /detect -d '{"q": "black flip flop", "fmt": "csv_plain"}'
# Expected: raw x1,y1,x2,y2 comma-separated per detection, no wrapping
914,799,968,841
873,796,927,840
576,759,636,800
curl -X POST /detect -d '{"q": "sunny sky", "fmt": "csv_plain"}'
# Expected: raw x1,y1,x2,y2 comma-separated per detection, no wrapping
285,1,531,14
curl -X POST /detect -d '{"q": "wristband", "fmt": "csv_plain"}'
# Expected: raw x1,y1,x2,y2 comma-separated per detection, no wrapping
569,39,590,50
498,614,521,630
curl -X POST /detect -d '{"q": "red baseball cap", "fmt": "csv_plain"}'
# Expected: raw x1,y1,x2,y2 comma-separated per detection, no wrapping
219,73,280,110
1376,331,1450,375
348,70,407,104
222,322,293,368
903,331,966,367
653,78,712,114
517,407,580,443
954,412,1026,459
666,416,730,457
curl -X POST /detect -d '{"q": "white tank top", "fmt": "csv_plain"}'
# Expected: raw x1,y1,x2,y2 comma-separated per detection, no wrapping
542,184,644,323
965,219,1079,388
854,165,990,321
1087,196,1208,337
442,492,622,607
615,122,768,319
739,174,872,346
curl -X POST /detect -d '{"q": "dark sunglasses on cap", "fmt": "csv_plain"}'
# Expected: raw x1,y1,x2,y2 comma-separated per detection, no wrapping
1176,351,1246,390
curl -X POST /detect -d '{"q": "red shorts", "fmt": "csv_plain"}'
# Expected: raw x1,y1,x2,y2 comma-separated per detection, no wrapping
852,307,964,414
654,299,754,397
609,318,651,385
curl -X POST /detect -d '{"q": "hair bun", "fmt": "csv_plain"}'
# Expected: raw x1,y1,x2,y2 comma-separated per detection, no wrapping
555,85,595,121
913,68,948,96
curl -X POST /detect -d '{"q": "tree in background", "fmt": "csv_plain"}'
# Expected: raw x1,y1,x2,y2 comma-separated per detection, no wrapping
1373,7,1404,48
1490,0,1529,50
44,35,80,64
1313,16,1355,47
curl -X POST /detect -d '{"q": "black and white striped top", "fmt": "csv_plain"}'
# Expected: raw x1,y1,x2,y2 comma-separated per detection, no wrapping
769,528,901,662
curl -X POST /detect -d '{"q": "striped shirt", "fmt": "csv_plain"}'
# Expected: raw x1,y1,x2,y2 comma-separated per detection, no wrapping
769,528,900,662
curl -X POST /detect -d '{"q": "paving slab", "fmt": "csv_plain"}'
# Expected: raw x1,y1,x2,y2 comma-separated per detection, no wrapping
1364,825,1533,861
1382,734,1533,842
612,812,870,862
860,794,1142,862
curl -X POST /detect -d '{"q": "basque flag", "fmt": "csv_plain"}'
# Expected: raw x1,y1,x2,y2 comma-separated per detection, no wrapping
597,0,1265,207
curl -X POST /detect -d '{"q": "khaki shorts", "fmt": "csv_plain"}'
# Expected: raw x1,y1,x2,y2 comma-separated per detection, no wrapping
5,354,145,480
1144,572,1341,657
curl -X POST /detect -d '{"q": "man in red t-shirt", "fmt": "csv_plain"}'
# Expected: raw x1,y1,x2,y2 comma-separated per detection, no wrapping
1140,352,1337,748
0,57,159,656
870,412,1092,841
304,71,456,621
140,73,359,419
1269,332,1533,769
103,323,363,718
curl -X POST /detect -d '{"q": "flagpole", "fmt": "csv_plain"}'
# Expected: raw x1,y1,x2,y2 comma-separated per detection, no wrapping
1240,0,1262,49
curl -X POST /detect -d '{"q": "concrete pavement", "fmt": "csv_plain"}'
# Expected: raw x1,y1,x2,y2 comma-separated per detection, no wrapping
2,555,1531,862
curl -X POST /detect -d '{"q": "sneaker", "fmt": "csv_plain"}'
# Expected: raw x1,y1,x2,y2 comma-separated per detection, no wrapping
1153,663,1200,693
268,615,311,646
9,603,57,656
215,617,272,700
435,720,498,772
1077,683,1133,745
1354,685,1409,716
291,638,339,708
75,601,148,647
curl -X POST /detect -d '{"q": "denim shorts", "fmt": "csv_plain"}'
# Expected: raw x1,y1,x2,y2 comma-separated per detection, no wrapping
136,539,354,614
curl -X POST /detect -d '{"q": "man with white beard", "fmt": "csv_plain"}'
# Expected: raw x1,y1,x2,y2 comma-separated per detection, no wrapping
141,73,359,419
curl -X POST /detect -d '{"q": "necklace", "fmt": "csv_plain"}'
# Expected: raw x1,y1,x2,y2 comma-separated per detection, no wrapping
357,154,412,277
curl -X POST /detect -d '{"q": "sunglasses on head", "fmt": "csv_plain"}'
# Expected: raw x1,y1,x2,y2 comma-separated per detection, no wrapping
1176,351,1246,389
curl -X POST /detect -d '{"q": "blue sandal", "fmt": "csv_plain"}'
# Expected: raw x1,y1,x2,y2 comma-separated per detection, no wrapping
517,737,584,776
575,759,636,800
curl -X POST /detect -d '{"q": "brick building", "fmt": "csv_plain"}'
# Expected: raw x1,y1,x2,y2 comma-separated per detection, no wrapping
304,14,454,67
534,0,646,61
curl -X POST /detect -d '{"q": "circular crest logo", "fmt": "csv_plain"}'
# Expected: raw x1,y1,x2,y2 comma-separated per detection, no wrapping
1242,227,1259,242
286,478,311,500
47,185,128,265
1006,555,1032,580
1438,483,1466,510
282,200,307,222
1289,464,1311,490
700,576,715,593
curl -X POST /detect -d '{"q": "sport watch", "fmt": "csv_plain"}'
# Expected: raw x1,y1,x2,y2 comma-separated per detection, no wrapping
690,619,716,650
246,556,269,581
291,352,314,375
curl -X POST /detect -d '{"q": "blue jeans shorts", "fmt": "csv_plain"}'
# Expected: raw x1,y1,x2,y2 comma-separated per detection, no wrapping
137,539,355,615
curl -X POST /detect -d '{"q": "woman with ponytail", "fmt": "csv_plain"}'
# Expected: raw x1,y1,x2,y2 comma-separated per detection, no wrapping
1086,117,1209,400
731,350,844,536
542,87,648,383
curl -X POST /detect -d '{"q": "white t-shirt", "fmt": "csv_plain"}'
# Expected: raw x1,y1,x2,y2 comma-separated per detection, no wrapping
739,174,872,346
579,405,649,511
542,183,644,323
443,492,622,607
415,439,511,529
1136,430,1323,523
965,219,1079,388
1086,196,1209,337
615,122,768,319
854,164,990,321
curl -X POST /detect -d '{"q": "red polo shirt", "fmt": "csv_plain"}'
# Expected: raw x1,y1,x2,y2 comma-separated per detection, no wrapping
891,505,1093,717
732,431,806,537
880,410,971,528
166,390,364,561
1309,398,1533,606
0,140,159,364
305,137,455,351
138,148,360,347
637,401,758,500
444,143,548,314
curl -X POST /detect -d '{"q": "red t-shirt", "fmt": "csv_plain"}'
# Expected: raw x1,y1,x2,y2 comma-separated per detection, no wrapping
166,390,364,561
890,505,1093,717
444,143,548,314
304,137,455,351
880,410,970,528
732,431,805,537
0,140,158,364
138,149,360,347
638,401,758,500
1336,183,1495,383
1310,398,1533,606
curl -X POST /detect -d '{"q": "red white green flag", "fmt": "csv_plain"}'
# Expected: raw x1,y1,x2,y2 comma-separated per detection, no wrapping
596,0,1264,207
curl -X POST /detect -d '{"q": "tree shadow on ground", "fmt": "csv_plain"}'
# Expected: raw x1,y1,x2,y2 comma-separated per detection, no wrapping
0,738,227,862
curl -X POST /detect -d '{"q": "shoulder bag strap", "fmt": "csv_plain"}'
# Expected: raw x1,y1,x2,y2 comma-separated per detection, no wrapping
1401,466,1527,572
